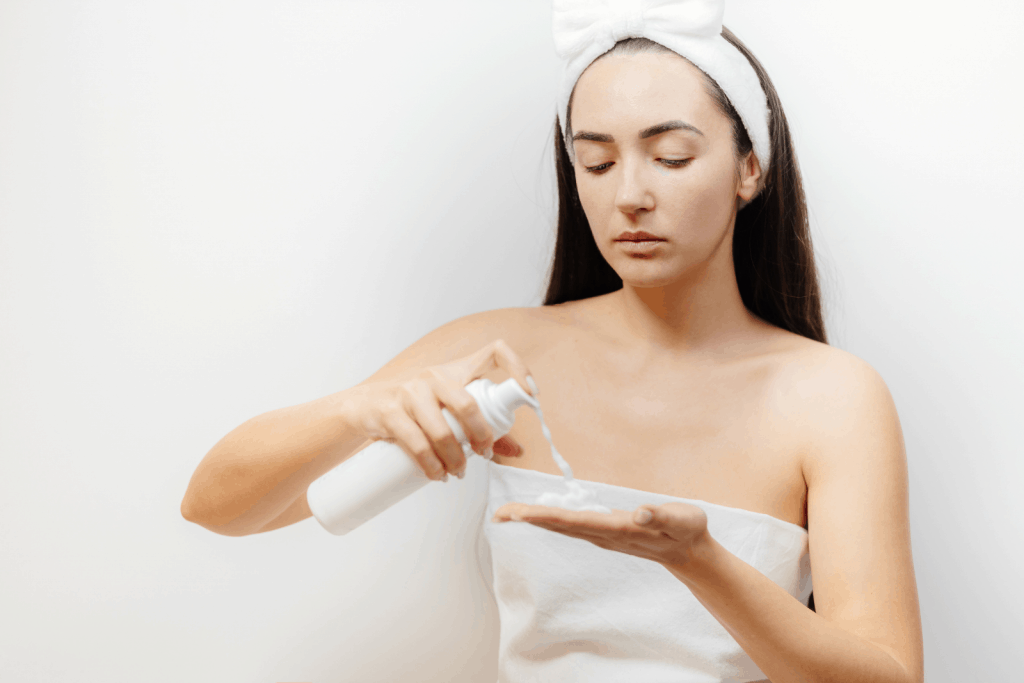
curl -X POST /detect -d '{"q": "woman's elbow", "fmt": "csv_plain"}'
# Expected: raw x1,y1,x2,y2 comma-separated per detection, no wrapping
180,494,259,536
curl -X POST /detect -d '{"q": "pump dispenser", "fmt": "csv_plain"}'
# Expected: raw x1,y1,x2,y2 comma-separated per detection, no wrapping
307,377,536,535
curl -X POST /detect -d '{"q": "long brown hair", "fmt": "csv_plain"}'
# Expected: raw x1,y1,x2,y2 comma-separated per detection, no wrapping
543,28,827,347
542,29,824,612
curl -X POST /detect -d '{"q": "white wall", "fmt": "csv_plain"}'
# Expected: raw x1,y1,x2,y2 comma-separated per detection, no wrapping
1,1,1020,681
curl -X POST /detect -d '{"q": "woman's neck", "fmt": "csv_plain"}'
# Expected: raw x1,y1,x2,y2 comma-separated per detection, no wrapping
606,244,763,361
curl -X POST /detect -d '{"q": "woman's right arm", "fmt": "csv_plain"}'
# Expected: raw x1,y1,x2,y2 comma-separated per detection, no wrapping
179,388,375,537
179,307,532,537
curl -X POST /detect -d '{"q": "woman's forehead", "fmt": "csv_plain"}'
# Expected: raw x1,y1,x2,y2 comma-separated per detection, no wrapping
571,52,715,130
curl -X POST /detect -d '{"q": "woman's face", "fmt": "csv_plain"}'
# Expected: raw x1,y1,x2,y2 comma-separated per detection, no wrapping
570,51,760,287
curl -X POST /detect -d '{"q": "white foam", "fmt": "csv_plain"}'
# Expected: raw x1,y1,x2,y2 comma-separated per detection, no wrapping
526,395,611,514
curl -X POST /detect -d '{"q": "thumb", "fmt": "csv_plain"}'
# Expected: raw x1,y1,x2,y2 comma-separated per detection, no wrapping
634,503,690,526
492,435,523,457
634,506,656,525
635,502,708,536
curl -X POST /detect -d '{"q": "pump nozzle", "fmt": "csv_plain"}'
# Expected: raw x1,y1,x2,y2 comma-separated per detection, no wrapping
492,377,539,414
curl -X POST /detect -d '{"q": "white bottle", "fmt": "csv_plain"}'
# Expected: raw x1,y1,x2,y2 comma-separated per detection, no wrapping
307,377,537,535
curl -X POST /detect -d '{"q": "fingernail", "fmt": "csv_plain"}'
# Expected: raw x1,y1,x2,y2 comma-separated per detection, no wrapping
441,472,449,483
510,513,522,521
526,375,539,397
455,469,465,479
635,509,653,524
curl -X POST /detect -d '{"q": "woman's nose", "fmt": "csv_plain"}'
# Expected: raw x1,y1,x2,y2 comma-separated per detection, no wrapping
614,161,655,215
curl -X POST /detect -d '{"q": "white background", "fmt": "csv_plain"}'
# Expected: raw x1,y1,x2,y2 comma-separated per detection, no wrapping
1,1,1021,681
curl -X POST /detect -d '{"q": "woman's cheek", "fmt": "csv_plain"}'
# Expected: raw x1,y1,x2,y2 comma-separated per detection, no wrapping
576,184,607,226
667,167,736,238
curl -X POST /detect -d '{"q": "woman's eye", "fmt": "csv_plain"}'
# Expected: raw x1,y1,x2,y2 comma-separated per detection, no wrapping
583,158,692,174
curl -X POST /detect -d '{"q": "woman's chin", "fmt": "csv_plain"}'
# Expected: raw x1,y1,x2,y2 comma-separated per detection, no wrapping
618,274,681,289
611,259,675,280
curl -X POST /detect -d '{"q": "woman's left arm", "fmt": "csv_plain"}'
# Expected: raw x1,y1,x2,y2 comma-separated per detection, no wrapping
666,358,924,683
494,355,924,683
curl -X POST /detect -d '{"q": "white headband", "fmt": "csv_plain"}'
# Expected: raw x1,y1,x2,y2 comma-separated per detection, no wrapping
553,0,771,170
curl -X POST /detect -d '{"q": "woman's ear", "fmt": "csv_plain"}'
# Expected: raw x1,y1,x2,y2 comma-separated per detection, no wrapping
736,150,763,209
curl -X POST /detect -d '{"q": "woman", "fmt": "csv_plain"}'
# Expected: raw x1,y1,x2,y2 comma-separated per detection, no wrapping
181,2,924,681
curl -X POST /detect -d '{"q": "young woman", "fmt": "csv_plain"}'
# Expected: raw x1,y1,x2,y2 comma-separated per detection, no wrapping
182,3,923,681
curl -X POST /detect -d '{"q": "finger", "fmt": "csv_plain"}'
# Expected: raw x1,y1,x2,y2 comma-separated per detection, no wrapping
492,503,527,521
493,503,556,522
492,435,523,457
489,338,537,399
499,505,614,528
635,503,708,537
402,379,466,476
634,506,655,526
380,405,448,481
525,521,603,542
420,368,493,456
528,510,660,543
467,339,537,400
520,519,643,550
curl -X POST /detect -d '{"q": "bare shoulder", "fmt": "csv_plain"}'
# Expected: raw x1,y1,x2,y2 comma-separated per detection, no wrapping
421,304,546,352
439,305,554,354
770,334,897,433
358,305,553,386
452,303,576,347
767,341,921,682
749,329,901,475
764,330,903,490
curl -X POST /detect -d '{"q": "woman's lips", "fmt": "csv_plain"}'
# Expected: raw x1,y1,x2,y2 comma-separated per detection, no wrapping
616,239,664,252
615,230,664,241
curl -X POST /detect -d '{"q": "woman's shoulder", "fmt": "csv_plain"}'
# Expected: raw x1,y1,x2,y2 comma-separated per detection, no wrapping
467,304,895,402
443,304,555,333
454,303,581,338
769,330,891,404
430,305,560,357
765,329,899,459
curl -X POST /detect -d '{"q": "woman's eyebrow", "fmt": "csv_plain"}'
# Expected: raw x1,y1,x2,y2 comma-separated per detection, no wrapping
572,120,705,143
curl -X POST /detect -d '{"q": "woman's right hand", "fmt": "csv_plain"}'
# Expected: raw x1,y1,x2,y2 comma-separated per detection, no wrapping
343,339,535,481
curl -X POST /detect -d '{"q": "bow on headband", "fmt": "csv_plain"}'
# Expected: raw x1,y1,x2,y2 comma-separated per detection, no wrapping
552,0,771,170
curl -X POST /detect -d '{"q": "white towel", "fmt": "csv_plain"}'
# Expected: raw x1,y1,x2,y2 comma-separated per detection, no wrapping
477,461,812,682
552,0,772,171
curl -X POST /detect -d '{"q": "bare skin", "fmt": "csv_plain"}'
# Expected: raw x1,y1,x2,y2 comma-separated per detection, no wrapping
483,50,922,682
186,47,921,683
489,298,816,532
491,49,816,529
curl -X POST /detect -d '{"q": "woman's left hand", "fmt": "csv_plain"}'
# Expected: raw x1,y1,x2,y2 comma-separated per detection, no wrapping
492,501,710,568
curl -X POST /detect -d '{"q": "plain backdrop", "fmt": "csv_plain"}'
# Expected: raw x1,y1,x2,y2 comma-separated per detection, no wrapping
1,1,1022,681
